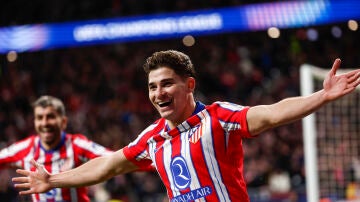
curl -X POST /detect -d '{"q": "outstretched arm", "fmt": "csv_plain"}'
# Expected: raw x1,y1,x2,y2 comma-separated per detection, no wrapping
12,149,137,195
247,58,360,135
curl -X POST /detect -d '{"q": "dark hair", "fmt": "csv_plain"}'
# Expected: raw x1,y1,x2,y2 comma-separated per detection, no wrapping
143,50,196,79
32,95,66,116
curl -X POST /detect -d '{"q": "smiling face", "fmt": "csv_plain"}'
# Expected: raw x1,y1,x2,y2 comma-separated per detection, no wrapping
34,106,67,150
148,66,196,129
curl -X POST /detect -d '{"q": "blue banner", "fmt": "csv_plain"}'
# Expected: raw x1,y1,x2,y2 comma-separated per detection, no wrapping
0,0,359,53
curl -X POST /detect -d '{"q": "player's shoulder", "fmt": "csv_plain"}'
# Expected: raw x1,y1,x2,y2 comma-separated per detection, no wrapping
17,134,38,143
212,101,248,111
68,133,103,148
5,135,38,151
66,133,89,141
205,101,249,117
143,118,165,134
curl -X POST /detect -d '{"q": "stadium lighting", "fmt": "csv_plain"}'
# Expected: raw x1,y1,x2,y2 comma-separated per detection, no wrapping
348,20,358,31
306,28,318,41
267,27,280,38
331,26,342,38
6,51,17,62
182,35,195,47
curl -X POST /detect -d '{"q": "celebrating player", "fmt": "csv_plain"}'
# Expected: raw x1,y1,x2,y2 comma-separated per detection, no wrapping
12,50,360,201
1,95,112,202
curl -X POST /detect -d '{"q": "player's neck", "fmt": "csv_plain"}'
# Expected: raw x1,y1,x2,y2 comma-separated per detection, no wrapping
40,135,63,151
166,99,196,129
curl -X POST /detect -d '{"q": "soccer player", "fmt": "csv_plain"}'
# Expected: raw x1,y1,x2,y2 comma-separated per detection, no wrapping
12,50,360,201
1,95,112,202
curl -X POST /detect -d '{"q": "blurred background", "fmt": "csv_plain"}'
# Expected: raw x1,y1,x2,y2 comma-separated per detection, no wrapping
0,0,359,201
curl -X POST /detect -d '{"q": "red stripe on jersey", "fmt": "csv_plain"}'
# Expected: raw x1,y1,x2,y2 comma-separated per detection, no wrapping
153,137,170,197
45,152,53,172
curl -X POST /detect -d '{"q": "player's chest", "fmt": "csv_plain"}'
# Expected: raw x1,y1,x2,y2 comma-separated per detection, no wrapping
34,148,77,172
149,119,220,163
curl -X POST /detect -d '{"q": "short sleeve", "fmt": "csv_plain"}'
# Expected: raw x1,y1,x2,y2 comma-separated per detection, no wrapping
212,102,252,138
123,145,154,171
122,123,160,171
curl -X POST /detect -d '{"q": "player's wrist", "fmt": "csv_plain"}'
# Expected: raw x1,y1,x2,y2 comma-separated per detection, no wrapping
48,173,63,189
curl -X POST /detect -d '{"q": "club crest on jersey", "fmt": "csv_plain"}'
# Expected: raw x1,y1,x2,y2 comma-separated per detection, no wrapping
45,188,57,199
188,124,204,144
170,156,191,190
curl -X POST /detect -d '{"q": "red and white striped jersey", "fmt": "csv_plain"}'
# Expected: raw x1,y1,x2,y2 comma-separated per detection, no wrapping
0,132,112,202
123,101,252,202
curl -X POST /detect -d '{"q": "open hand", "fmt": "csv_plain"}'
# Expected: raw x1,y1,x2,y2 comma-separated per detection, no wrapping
323,58,360,101
12,159,52,195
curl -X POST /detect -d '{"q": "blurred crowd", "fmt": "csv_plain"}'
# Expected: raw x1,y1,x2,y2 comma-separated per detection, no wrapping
1,1,360,202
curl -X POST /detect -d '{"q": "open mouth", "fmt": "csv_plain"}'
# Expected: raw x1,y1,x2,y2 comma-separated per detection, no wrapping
158,99,172,108
40,127,55,133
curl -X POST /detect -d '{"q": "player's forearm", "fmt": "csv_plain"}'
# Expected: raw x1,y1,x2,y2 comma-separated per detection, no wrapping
270,90,327,125
49,155,117,188
248,90,327,135
48,149,136,188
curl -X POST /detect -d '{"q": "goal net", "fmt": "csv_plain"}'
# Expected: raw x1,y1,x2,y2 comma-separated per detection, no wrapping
300,64,360,202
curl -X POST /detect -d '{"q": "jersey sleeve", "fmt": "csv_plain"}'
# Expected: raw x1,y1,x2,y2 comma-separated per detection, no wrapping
0,137,34,168
212,101,252,138
122,124,157,171
123,145,154,171
71,134,113,162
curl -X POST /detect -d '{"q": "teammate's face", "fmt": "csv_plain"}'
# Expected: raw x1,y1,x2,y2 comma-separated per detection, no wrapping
34,106,67,150
148,67,195,128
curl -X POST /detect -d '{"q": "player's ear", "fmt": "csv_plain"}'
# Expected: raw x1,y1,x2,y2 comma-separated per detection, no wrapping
61,116,68,130
187,77,196,92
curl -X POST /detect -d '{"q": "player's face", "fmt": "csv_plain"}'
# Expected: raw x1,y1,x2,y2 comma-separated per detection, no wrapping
148,67,195,127
34,106,67,150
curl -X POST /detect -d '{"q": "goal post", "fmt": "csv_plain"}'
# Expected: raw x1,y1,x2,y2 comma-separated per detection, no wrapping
300,64,319,202
300,64,360,202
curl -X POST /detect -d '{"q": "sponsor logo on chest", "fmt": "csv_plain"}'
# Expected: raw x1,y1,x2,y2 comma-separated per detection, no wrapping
170,156,213,201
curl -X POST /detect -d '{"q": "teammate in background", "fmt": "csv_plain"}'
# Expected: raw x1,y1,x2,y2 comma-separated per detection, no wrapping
1,95,112,202
13,50,360,201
